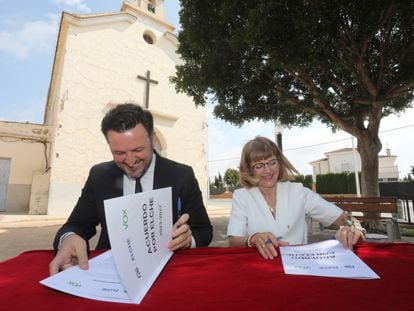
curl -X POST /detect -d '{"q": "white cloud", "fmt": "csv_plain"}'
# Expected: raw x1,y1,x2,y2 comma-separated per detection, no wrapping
0,14,59,61
53,0,91,13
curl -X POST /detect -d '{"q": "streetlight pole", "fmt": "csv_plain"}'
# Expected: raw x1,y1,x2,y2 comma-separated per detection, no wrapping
274,121,283,151
351,136,361,197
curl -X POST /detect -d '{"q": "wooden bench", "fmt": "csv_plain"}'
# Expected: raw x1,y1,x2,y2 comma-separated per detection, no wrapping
322,196,401,240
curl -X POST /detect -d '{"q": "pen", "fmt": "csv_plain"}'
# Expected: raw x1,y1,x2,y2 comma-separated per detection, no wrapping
177,196,182,218
265,237,283,244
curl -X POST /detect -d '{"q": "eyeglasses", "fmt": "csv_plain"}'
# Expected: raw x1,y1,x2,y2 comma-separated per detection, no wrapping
251,158,279,172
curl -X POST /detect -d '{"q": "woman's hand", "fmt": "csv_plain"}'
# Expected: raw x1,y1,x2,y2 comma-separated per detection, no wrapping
335,225,366,249
333,213,366,249
248,232,289,260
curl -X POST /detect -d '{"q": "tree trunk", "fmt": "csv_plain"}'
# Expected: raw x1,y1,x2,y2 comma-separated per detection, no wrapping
357,131,383,232
357,133,381,196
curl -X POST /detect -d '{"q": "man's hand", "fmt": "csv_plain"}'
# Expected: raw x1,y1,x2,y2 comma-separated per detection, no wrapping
168,213,192,251
49,234,89,275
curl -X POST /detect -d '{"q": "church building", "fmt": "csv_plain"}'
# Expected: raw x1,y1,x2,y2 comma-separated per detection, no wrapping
0,0,208,217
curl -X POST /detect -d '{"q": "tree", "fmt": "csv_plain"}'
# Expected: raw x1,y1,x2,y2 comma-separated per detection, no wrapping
213,173,224,188
218,172,224,188
173,0,414,196
213,176,219,188
403,174,413,182
223,168,240,188
293,174,313,190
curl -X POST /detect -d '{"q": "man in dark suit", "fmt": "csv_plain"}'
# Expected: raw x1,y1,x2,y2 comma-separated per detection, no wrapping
49,103,213,275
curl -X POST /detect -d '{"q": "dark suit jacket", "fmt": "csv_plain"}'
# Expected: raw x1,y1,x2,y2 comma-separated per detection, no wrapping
53,153,213,250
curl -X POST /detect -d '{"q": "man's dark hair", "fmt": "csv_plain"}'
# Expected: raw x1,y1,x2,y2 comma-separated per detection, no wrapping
101,103,154,139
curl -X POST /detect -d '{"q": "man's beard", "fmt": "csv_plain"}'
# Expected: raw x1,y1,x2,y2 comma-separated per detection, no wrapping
118,151,153,179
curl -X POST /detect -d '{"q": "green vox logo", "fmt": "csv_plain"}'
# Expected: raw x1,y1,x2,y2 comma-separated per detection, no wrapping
122,209,128,230
68,281,81,287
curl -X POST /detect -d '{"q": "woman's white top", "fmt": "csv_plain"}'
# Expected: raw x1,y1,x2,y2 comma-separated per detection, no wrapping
227,181,343,245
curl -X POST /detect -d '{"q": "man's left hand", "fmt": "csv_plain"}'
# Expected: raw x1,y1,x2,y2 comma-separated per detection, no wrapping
168,213,192,251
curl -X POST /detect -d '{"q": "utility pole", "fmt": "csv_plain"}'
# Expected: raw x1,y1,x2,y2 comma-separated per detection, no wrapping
351,136,361,197
274,121,283,151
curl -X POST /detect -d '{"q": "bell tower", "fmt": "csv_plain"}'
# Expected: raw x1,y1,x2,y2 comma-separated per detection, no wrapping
123,0,169,25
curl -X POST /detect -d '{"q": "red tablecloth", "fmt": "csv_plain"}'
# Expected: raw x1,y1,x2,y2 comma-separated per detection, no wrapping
1,243,413,310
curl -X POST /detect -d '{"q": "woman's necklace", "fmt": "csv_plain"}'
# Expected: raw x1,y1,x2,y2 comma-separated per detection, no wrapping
259,186,276,217
268,204,276,216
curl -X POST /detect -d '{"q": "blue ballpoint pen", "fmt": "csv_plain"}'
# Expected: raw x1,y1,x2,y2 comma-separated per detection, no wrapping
177,197,182,218
265,236,283,244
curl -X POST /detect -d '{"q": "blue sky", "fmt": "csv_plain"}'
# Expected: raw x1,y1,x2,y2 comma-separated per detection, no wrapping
1,0,413,180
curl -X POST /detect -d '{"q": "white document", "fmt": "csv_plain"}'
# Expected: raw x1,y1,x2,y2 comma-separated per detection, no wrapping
40,187,174,304
104,187,173,303
280,240,380,279
40,250,131,303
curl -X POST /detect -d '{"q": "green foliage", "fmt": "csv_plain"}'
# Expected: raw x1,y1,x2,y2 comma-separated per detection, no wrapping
293,174,313,189
402,174,413,182
223,168,240,187
212,173,224,188
400,227,414,237
213,176,219,188
316,172,361,194
218,173,223,187
403,166,414,181
174,0,414,196
175,1,413,125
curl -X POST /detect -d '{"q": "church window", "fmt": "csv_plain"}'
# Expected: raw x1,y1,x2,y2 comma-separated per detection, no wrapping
143,30,156,45
147,1,155,14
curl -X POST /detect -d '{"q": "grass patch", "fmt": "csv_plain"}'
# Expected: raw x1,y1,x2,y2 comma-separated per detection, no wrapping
400,227,414,237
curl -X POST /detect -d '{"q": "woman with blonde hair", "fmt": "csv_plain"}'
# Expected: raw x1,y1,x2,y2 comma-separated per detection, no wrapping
227,136,365,260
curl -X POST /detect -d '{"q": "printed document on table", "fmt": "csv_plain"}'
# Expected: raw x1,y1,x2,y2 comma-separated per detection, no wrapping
40,187,174,304
280,240,380,279
40,250,131,303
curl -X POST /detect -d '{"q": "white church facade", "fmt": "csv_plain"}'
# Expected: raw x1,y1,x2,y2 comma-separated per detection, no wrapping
0,0,208,217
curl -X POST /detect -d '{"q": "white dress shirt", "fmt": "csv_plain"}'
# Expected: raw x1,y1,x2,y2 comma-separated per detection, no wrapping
123,153,156,195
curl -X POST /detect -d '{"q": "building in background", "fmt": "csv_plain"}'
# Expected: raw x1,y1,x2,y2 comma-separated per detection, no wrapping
310,147,399,182
0,0,208,217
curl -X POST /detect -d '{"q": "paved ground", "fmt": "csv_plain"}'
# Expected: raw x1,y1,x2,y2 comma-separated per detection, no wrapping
1,199,413,263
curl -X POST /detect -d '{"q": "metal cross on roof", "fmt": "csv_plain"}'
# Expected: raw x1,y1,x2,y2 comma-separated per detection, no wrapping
137,70,159,108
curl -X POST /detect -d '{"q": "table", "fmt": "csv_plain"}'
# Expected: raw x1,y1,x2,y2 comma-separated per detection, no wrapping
1,243,413,310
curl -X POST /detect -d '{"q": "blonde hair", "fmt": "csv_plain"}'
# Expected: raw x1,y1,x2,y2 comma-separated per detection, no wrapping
239,136,299,188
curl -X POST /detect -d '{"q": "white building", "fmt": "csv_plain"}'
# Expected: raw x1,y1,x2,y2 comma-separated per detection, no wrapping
310,147,399,182
0,0,208,217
